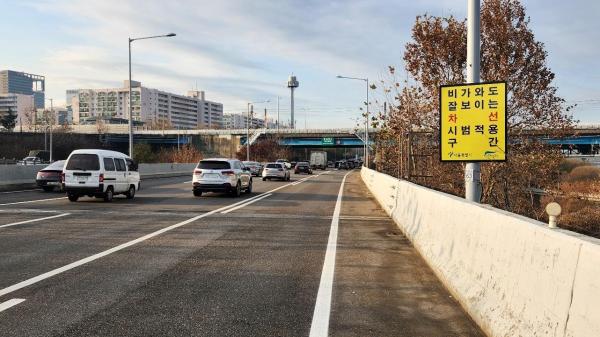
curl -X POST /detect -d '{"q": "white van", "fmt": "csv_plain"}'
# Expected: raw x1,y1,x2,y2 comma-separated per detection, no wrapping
62,149,140,202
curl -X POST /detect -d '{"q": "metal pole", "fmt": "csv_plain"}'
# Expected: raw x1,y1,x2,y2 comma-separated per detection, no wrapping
247,103,251,162
49,98,53,162
365,78,369,168
128,38,133,158
290,88,295,129
465,0,482,202
277,96,280,135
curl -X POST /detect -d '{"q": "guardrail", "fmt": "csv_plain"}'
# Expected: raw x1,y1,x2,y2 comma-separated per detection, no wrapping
361,167,600,337
0,163,196,191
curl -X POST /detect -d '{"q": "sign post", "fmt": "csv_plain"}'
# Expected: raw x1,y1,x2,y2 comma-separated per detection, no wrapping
440,82,507,162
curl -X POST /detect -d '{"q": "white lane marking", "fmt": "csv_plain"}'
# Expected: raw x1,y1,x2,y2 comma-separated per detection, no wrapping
0,298,25,312
0,189,41,194
309,171,351,337
0,213,70,229
220,194,272,214
183,181,192,184
0,176,312,298
0,197,67,206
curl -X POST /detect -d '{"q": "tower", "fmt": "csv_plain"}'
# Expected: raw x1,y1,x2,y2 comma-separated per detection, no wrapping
287,75,299,129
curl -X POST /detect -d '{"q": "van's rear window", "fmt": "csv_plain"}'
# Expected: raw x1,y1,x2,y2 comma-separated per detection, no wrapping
198,161,230,170
66,154,100,171
266,164,281,168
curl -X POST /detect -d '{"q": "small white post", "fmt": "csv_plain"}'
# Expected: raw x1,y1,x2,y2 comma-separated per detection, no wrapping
545,202,562,229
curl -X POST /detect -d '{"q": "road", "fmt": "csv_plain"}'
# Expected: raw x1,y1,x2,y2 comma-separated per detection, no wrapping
0,170,484,337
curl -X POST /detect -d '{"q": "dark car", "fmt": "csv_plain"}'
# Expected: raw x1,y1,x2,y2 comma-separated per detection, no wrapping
294,162,313,175
36,160,65,192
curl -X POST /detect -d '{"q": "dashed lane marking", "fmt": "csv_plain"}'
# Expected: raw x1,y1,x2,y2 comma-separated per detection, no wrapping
0,213,70,229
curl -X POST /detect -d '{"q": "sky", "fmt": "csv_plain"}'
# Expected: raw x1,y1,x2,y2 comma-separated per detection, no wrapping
1,0,599,128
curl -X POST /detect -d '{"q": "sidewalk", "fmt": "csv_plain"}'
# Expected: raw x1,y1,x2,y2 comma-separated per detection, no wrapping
329,171,485,337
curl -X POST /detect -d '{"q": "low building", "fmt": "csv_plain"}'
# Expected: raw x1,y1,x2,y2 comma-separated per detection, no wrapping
68,81,223,130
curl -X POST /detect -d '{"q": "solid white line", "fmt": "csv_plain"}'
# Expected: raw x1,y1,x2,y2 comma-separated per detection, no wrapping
0,298,25,312
0,189,41,194
220,194,272,214
0,213,70,229
0,197,67,206
0,176,307,298
183,181,193,184
309,171,351,337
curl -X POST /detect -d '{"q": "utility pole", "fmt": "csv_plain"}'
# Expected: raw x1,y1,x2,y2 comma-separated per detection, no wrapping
465,0,482,202
49,98,53,162
277,96,280,135
264,108,267,129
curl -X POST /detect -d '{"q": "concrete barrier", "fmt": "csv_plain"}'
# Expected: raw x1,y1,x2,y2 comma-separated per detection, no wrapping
361,167,600,337
0,163,196,190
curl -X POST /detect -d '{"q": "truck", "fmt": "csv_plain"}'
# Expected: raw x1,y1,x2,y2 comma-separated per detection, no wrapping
310,151,327,170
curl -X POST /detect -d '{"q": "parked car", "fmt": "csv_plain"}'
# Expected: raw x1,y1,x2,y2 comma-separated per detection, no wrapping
262,162,290,181
193,158,252,197
62,149,140,202
36,160,66,192
18,156,43,165
294,161,313,175
276,159,292,170
242,161,263,177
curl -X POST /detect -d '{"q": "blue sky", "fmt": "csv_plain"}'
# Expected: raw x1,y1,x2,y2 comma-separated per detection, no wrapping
2,0,599,127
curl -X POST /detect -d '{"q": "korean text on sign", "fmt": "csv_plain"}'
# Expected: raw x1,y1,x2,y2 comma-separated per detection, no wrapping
440,82,506,161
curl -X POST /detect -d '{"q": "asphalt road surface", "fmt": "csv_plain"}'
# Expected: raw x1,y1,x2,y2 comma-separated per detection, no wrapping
0,170,484,337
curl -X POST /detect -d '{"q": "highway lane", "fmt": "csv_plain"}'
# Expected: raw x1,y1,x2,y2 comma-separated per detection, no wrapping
0,170,484,336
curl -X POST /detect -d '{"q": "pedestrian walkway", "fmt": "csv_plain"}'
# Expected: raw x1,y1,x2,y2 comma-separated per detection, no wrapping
328,171,485,337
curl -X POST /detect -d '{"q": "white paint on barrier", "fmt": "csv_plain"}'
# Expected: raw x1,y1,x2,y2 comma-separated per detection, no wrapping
0,298,25,313
309,171,350,337
360,166,600,337
0,213,70,229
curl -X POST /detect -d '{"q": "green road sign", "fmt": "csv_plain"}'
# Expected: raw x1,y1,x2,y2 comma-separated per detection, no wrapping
322,137,334,145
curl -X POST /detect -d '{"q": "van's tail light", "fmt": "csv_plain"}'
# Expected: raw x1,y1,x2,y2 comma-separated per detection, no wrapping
99,173,104,183
194,169,202,176
60,172,65,183
221,170,235,176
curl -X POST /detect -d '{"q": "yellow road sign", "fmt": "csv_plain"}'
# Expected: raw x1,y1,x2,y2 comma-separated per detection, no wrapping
440,82,507,161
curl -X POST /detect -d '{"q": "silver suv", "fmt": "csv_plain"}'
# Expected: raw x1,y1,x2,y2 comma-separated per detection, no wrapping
192,158,252,197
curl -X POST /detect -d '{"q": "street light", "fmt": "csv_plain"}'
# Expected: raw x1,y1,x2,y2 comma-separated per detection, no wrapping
246,100,270,161
128,33,176,159
337,75,369,168
45,98,54,162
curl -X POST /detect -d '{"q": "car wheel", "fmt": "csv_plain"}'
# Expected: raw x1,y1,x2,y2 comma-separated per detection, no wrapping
245,179,253,194
67,193,79,202
42,186,54,192
193,190,202,197
103,187,114,202
262,177,266,181
286,174,290,181
126,185,136,199
231,182,241,197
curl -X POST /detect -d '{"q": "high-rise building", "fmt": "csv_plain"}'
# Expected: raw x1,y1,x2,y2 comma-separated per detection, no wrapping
223,113,266,129
0,70,45,109
67,81,223,129
0,93,35,128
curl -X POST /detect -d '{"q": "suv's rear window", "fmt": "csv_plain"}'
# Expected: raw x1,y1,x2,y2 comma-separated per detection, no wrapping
199,160,231,170
266,163,281,168
66,154,100,171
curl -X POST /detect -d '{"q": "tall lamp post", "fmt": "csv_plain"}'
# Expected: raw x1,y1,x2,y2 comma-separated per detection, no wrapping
337,75,369,167
45,98,54,162
246,100,270,161
128,33,176,158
